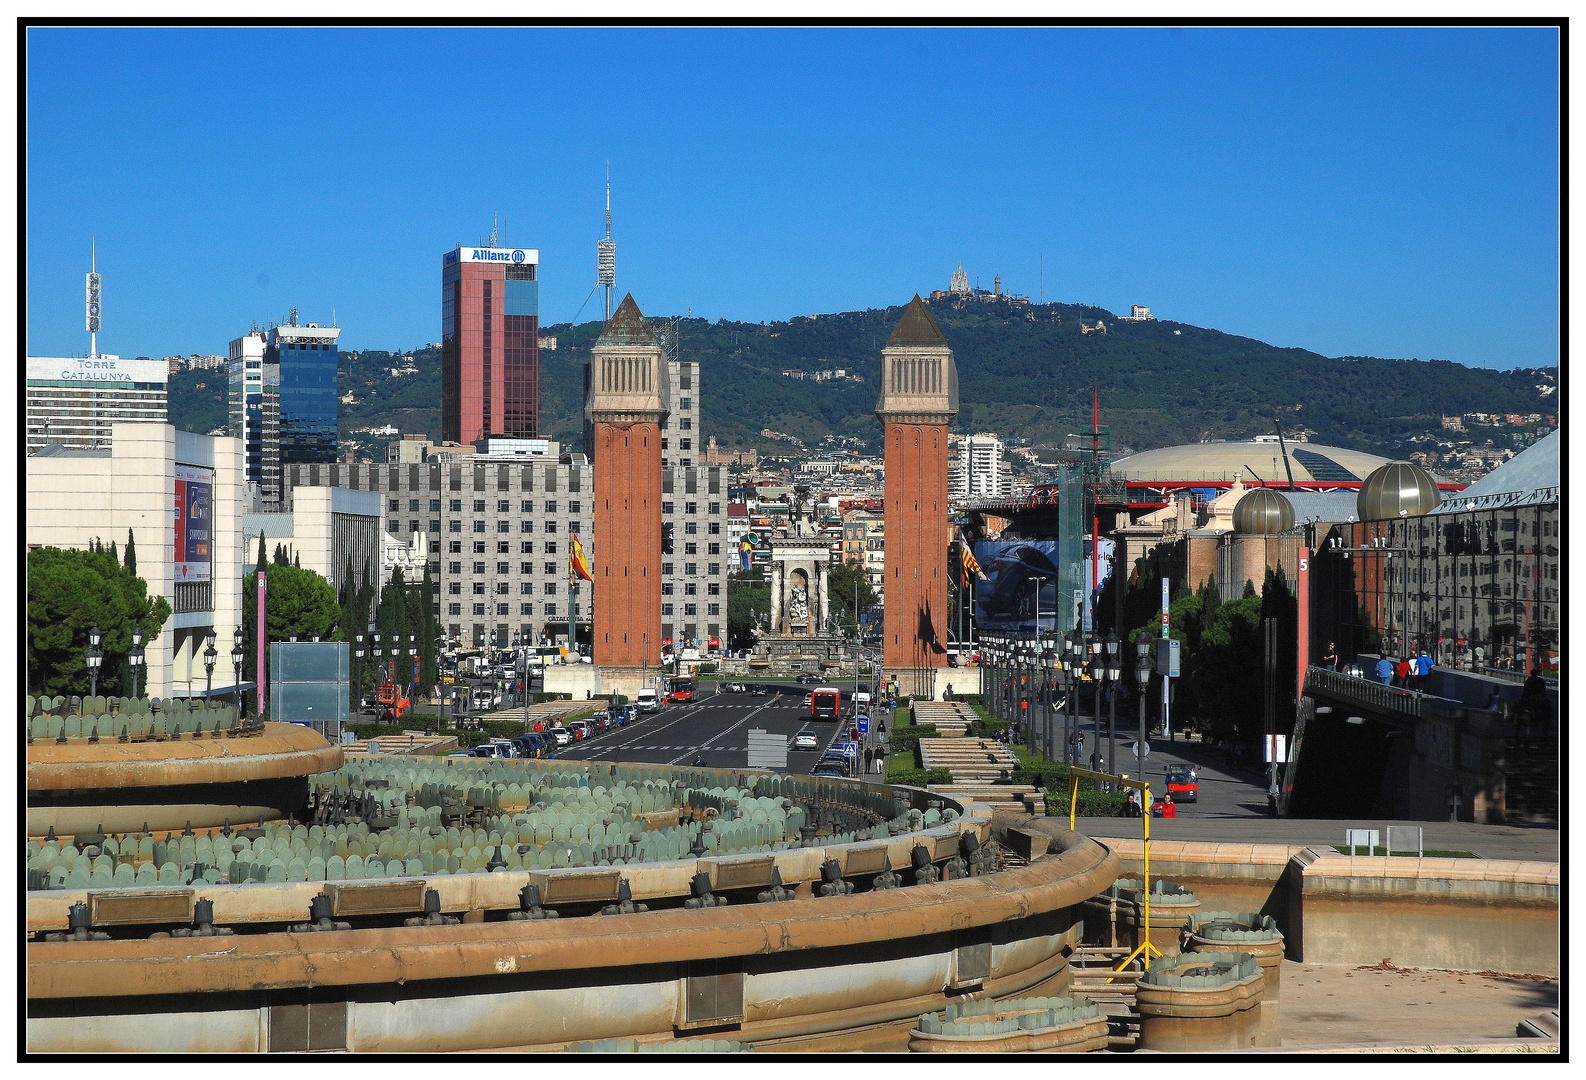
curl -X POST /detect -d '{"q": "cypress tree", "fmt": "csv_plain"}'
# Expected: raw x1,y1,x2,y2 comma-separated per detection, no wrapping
124,528,137,576
256,530,267,575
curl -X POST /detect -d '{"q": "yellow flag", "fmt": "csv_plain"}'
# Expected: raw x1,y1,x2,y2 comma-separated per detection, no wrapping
570,534,593,582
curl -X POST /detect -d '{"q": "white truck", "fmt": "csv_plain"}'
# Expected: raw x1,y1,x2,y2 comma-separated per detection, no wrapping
636,687,660,713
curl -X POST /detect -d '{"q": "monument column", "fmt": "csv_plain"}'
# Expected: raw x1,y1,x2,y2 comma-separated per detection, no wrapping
770,562,783,635
876,295,958,698
817,561,830,635
588,294,669,673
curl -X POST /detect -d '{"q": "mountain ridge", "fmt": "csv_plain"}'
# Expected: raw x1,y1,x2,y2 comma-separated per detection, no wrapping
165,299,1557,461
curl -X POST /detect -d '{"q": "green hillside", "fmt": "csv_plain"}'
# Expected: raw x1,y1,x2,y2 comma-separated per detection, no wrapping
167,299,1556,459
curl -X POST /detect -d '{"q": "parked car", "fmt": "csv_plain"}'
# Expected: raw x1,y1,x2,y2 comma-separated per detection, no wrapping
792,729,820,751
510,733,546,758
548,726,573,746
490,738,520,758
751,685,770,696
812,760,849,779
568,720,593,740
589,711,609,733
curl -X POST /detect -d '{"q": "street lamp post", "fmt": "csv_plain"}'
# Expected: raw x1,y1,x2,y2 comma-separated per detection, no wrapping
354,632,365,723
1133,636,1153,781
203,630,217,700
128,628,145,702
1040,644,1057,762
86,625,104,700
1104,631,1121,778
231,628,244,721
1059,631,1074,764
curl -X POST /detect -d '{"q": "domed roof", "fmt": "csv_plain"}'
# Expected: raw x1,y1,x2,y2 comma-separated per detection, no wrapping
1357,462,1441,520
1232,488,1295,535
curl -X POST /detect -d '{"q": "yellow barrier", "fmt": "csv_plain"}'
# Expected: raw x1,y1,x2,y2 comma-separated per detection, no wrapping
1065,766,1162,973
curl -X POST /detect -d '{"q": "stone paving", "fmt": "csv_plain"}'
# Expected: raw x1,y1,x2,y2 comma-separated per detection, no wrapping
1278,960,1558,1047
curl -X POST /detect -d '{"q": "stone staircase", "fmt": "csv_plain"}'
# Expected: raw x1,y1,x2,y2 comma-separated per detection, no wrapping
920,737,1045,816
1502,739,1558,825
1067,945,1142,1047
911,701,978,738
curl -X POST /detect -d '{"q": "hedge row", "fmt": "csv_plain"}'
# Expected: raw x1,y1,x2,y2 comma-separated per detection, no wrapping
885,767,954,788
889,723,939,756
1046,789,1131,817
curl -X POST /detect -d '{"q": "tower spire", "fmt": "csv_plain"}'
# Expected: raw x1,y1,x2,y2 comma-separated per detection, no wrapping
597,164,616,322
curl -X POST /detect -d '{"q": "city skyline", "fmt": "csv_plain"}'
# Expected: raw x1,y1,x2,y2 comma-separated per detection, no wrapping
26,26,1559,369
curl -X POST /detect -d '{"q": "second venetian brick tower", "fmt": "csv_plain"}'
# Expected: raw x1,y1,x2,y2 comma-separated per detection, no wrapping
587,294,669,668
876,295,958,691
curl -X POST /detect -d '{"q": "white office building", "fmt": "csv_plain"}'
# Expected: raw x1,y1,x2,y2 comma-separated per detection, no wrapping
26,355,169,454
951,432,1010,500
28,423,246,702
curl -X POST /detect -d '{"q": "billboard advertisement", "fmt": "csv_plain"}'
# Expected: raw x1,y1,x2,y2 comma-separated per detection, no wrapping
174,463,213,582
970,541,1068,635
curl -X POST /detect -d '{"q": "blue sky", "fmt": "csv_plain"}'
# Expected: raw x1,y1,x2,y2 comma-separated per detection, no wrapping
27,26,1559,368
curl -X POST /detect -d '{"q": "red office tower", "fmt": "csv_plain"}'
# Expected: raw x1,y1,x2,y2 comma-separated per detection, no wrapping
876,296,959,691
441,244,540,445
587,294,667,668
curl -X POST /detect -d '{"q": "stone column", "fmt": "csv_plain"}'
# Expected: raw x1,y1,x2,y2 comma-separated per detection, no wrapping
817,561,830,635
770,561,783,635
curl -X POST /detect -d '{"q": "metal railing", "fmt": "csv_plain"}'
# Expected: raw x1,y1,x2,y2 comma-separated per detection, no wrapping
1304,666,1424,719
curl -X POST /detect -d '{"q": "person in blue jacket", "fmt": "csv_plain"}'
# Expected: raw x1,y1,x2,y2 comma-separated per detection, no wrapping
1375,656,1395,686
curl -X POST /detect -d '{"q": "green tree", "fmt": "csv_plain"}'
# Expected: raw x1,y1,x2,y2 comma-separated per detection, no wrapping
242,563,343,707
418,563,438,689
827,558,877,633
727,568,770,651
123,528,137,577
27,545,171,697
1195,596,1265,745
255,530,267,574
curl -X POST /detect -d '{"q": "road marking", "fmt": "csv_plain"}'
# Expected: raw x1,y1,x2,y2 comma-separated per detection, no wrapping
666,703,771,765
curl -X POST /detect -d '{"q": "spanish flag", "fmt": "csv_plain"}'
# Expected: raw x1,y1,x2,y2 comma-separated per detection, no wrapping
960,541,986,588
570,534,593,582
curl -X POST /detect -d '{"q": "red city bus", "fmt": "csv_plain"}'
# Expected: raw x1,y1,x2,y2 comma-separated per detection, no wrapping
666,677,695,704
810,687,841,721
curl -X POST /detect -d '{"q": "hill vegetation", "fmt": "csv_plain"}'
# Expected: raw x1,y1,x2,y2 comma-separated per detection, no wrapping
167,299,1555,460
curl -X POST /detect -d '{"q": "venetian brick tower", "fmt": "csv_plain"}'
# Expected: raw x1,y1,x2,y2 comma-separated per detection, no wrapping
587,294,669,669
876,295,958,696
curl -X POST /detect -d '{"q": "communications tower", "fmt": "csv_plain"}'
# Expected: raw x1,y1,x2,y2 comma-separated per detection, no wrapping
598,169,616,320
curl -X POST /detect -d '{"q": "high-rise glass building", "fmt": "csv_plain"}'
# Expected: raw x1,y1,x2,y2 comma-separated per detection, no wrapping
271,322,341,465
442,245,540,446
229,317,340,510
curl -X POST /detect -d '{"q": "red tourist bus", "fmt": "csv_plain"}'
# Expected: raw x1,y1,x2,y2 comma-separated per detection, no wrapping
810,687,841,721
666,677,696,704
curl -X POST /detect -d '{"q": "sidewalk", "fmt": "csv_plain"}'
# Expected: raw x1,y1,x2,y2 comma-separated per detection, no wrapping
1068,815,1558,863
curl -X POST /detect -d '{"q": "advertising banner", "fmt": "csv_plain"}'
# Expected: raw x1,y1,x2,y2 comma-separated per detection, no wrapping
971,541,1068,635
174,463,213,581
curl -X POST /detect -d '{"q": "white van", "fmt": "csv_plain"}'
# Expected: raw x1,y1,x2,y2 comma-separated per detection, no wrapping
853,690,872,716
636,687,660,713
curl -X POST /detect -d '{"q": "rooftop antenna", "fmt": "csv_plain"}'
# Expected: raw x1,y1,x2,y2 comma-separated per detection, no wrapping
287,306,298,327
488,213,498,249
86,237,101,359
597,164,616,321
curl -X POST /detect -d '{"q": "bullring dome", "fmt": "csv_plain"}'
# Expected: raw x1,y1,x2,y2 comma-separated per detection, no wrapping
1232,488,1295,535
1356,462,1440,521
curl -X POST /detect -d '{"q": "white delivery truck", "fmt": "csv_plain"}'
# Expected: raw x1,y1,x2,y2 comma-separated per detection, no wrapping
636,687,660,713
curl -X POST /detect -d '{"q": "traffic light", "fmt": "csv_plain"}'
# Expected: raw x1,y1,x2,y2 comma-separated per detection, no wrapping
662,521,675,555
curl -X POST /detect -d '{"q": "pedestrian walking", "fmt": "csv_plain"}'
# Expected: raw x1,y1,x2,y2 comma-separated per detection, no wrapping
1416,651,1434,693
1322,642,1339,670
1375,656,1395,686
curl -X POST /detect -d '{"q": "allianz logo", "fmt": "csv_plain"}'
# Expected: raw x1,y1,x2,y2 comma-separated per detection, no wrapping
470,249,527,263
